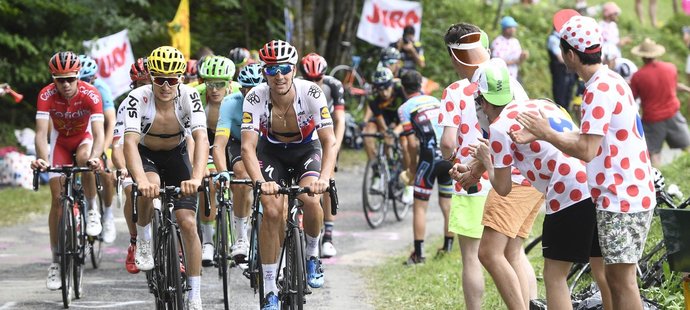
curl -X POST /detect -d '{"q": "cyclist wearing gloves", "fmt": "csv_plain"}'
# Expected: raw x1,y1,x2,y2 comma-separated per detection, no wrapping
213,63,265,262
299,52,345,258
31,51,104,290
194,55,236,267
123,46,208,310
79,54,118,243
241,40,337,310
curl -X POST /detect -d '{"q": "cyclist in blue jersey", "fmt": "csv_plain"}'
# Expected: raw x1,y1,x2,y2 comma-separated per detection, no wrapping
79,54,114,242
397,70,454,264
212,63,265,262
299,53,345,258
242,40,337,310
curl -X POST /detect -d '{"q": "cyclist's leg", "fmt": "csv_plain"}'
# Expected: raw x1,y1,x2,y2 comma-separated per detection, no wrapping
362,119,378,160
408,156,434,263
101,151,116,242
200,161,217,265
230,157,252,259
133,145,162,271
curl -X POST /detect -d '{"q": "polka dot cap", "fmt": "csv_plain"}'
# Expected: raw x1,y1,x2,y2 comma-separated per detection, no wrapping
553,9,602,54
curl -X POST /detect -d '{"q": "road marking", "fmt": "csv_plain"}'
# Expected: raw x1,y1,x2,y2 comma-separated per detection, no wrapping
43,300,148,308
0,302,17,310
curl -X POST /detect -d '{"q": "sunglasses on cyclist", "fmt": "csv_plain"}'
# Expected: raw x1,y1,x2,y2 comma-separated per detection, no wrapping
264,64,293,76
446,32,489,67
374,82,393,91
151,75,182,87
382,59,399,66
53,75,78,83
205,80,229,89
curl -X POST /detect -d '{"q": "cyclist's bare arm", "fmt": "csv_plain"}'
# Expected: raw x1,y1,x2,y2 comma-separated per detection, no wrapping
104,109,116,150
111,144,126,171
32,118,50,168
333,109,346,152
374,115,387,132
89,119,105,166
212,134,229,172
317,127,337,190
403,134,419,175
183,129,209,195
240,131,263,183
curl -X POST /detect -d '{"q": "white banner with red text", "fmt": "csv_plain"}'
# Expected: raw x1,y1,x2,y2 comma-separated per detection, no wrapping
356,0,422,48
83,29,135,98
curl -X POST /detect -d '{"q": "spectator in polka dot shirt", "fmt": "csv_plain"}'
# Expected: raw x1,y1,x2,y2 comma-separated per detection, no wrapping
443,24,539,310
512,10,656,310
491,16,529,81
471,62,612,310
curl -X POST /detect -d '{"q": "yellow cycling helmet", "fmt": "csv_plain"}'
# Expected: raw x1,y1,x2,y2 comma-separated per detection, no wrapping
147,46,186,75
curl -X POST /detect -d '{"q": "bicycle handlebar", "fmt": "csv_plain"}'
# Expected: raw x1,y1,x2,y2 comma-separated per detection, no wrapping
207,172,253,217
130,182,209,224
253,179,339,215
657,188,690,209
32,166,100,191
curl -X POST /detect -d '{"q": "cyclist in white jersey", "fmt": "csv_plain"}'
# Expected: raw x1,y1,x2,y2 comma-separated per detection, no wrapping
299,52,345,258
241,40,337,310
123,46,208,310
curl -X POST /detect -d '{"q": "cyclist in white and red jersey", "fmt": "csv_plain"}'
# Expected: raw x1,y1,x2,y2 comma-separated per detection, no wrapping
241,40,337,310
112,57,151,274
123,46,208,310
31,51,105,291
299,52,345,258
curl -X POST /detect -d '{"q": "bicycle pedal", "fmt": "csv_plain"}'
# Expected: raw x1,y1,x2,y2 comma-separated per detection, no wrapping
305,287,312,295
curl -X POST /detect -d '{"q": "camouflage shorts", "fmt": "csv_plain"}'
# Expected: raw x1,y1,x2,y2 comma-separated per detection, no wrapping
597,210,653,264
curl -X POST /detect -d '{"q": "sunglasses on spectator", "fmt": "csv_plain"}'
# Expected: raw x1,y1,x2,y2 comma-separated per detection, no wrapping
205,80,229,89
151,75,182,87
264,64,293,76
53,75,78,83
446,32,489,67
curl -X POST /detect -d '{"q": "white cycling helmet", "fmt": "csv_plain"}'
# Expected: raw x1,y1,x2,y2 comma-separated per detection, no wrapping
259,40,298,66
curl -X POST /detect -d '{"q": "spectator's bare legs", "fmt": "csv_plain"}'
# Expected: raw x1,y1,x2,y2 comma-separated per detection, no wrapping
506,237,530,308
650,0,658,27
458,235,484,310
521,250,538,300
635,0,644,24
590,257,613,310
606,263,643,310
479,227,526,310
650,152,661,168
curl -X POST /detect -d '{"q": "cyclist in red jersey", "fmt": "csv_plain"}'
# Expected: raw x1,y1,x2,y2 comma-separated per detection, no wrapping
30,51,105,291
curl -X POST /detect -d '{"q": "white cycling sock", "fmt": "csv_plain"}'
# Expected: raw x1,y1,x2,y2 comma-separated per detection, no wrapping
88,198,99,215
103,205,113,220
201,222,215,244
263,263,279,295
188,276,201,300
233,215,249,241
136,224,152,241
305,233,320,258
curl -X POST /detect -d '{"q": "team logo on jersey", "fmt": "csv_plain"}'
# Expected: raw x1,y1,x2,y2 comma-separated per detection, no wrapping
247,93,260,105
308,85,322,99
320,106,331,119
242,112,253,124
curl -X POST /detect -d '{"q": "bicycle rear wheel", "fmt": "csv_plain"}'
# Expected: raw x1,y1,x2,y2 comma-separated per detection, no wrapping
524,235,543,255
330,65,367,110
90,192,104,269
218,205,231,310
281,227,305,310
247,210,264,304
362,159,389,228
568,263,596,298
59,200,75,308
391,172,411,221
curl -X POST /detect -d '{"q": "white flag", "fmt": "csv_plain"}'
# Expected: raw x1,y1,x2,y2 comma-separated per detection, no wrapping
356,0,422,48
83,29,135,98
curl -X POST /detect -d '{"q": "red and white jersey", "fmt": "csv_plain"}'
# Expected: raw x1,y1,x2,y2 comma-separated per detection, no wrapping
581,66,655,213
241,79,333,145
489,99,590,214
36,81,104,137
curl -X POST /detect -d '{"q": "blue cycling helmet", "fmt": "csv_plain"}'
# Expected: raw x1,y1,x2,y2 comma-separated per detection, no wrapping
238,63,265,87
78,55,98,78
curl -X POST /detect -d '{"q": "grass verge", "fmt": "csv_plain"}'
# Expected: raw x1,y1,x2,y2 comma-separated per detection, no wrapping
0,186,51,227
371,153,690,309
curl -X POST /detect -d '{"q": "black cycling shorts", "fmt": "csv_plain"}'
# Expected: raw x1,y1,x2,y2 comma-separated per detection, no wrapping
226,137,243,171
257,139,322,186
542,198,602,263
138,143,196,211
368,110,400,127
413,151,453,201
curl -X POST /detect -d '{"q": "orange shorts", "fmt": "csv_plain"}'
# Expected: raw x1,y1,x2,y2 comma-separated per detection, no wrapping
482,184,544,239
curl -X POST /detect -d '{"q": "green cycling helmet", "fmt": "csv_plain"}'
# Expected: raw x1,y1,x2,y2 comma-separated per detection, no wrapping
199,56,235,80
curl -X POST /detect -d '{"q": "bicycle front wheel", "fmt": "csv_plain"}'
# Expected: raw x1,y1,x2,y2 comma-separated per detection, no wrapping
59,199,75,308
282,227,305,310
218,205,231,310
74,202,86,299
330,65,367,110
362,159,389,228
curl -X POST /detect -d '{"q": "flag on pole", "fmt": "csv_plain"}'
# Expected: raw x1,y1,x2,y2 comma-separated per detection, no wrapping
168,0,190,60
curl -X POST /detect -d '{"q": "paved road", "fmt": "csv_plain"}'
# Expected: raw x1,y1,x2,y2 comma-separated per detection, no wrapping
0,164,445,309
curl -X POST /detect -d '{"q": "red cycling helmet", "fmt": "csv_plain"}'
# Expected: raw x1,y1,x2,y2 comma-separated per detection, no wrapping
300,53,328,80
130,58,149,82
186,59,198,77
259,40,298,65
49,51,81,75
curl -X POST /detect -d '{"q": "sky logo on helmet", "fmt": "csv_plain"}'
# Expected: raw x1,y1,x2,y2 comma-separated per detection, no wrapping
242,112,253,123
